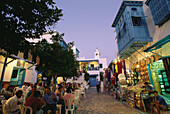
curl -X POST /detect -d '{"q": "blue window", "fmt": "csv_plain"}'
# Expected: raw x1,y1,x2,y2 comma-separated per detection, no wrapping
131,8,137,11
100,64,103,68
146,0,170,26
131,16,141,26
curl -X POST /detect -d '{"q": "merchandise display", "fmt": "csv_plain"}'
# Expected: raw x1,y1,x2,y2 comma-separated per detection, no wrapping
137,59,150,83
150,60,169,95
117,83,127,101
125,89,135,107
158,69,170,96
117,74,127,101
125,84,144,108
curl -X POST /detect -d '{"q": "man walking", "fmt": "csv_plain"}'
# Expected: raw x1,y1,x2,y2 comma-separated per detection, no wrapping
96,79,100,93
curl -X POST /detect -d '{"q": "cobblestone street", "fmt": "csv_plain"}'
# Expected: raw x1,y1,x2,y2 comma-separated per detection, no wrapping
77,88,146,114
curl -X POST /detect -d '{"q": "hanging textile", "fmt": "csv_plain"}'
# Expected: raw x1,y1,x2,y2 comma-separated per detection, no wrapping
115,64,118,73
107,68,111,82
105,69,107,78
121,60,126,76
117,61,122,74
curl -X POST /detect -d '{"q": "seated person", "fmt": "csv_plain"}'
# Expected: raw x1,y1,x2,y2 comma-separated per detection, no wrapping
25,91,42,114
4,90,23,113
144,82,153,92
4,85,13,99
63,88,78,111
55,86,64,98
27,84,33,91
22,84,28,91
55,86,65,114
42,87,59,114
151,91,168,114
37,83,45,91
25,85,37,100
1,84,6,94
72,88,76,94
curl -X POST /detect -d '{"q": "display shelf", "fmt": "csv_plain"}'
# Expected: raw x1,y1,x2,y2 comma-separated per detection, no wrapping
158,69,170,95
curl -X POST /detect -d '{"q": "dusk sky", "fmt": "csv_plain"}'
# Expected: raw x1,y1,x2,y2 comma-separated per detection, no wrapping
54,0,123,65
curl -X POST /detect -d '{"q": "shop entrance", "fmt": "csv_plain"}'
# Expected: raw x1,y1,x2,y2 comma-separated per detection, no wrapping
89,75,98,87
89,77,96,87
149,60,170,96
10,67,26,87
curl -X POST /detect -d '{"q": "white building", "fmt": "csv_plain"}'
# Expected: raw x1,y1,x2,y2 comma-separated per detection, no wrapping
77,48,107,87
0,50,38,88
71,46,80,59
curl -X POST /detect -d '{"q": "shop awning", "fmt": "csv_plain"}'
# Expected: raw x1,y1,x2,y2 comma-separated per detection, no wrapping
119,40,150,60
144,34,170,52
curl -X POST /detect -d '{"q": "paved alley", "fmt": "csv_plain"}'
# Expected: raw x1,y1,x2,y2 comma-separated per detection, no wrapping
77,88,146,114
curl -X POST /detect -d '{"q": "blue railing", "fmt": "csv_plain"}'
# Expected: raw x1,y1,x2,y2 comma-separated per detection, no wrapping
87,67,100,71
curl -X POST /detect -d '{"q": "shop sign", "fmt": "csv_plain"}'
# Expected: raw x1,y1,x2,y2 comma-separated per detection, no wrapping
37,72,43,83
43,77,47,80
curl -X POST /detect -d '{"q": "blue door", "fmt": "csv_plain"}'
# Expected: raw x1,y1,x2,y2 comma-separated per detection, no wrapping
10,67,26,87
89,77,97,87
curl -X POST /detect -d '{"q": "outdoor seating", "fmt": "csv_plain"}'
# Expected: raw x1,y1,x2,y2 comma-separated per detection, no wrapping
74,90,80,105
77,89,81,96
23,90,29,97
1,100,25,114
0,95,5,111
20,105,33,114
1,100,7,114
39,90,45,96
153,106,170,114
80,88,86,98
13,87,20,93
64,98,75,114
56,104,62,114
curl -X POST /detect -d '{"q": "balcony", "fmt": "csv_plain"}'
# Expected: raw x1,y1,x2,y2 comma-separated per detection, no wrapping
87,67,100,71
146,0,170,26
112,1,152,59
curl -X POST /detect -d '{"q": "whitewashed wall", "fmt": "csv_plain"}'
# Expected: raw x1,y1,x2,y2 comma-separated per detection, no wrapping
143,0,170,44
0,55,38,84
99,58,107,72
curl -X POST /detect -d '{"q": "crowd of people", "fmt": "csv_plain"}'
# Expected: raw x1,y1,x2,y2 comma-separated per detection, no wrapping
0,82,84,114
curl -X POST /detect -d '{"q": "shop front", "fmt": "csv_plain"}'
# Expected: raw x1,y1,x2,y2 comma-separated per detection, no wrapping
119,34,170,111
144,35,170,98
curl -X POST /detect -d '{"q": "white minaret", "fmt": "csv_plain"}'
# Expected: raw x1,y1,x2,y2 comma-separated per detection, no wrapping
94,48,100,59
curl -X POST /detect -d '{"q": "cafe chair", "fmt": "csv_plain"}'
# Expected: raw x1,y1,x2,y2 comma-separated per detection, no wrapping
56,104,62,114
19,105,33,114
64,99,75,114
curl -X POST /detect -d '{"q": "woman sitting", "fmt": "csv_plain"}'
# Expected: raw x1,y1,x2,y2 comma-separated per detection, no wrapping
25,91,42,114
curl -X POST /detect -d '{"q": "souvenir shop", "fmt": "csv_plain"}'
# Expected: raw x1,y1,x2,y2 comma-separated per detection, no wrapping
109,35,170,111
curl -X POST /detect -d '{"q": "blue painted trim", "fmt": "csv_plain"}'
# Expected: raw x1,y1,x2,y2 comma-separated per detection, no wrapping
144,34,170,52
112,1,143,27
89,74,98,77
148,64,155,90
10,67,26,87
118,38,152,57
79,60,99,62
145,0,151,6
20,69,26,87
76,48,80,53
